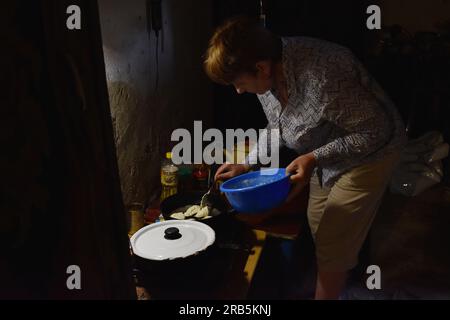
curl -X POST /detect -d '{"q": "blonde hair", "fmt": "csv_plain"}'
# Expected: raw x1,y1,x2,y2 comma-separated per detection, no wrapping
204,16,281,85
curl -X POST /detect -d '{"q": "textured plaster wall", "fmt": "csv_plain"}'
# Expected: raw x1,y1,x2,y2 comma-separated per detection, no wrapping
98,0,212,206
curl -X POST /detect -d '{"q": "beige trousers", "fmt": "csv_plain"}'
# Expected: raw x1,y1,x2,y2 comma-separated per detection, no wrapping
307,152,400,272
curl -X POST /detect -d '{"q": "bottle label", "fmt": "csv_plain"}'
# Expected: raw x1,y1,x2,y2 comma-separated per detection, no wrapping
161,166,178,186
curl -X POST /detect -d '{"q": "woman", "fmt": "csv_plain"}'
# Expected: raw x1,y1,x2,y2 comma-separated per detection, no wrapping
204,17,406,299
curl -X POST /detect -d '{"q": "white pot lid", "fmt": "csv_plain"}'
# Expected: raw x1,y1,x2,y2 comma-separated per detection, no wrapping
130,220,215,261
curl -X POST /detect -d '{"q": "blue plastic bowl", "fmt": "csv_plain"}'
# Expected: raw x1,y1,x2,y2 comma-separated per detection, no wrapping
220,168,291,213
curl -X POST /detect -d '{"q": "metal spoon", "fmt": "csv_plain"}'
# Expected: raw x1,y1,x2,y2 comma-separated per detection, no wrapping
200,164,219,208
200,186,212,209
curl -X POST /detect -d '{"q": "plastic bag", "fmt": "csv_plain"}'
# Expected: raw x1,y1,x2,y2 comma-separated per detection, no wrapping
389,131,449,196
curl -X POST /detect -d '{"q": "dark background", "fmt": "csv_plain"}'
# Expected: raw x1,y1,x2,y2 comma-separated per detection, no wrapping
1,0,450,299
211,0,450,179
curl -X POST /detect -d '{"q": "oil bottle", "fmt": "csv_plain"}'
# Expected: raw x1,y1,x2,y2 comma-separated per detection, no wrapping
160,152,178,202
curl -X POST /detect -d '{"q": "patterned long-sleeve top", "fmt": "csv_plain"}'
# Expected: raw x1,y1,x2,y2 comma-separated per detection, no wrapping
247,37,406,187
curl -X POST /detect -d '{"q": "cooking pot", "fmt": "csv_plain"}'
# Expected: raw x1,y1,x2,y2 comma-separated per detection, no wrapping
130,220,218,289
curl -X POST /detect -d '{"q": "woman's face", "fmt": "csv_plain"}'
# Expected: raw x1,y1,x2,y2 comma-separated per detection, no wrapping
231,61,273,95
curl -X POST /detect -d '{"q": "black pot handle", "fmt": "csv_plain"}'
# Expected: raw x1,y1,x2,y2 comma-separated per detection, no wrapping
164,227,182,240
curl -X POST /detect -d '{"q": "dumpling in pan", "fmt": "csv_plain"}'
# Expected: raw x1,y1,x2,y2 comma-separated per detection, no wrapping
170,212,185,220
184,205,200,217
194,206,209,219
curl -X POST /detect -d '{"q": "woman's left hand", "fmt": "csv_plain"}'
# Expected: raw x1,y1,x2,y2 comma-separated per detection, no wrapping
285,152,317,202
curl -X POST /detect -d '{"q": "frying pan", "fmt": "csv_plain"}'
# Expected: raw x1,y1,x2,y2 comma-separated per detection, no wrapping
160,191,235,230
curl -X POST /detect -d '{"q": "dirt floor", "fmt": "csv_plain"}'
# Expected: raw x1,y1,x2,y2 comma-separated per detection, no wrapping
248,184,450,300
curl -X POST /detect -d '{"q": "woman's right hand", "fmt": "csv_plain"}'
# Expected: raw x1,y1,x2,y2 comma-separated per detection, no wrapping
214,163,250,181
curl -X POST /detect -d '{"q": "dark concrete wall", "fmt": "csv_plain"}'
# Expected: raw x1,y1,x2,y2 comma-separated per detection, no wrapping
380,0,450,32
98,0,212,206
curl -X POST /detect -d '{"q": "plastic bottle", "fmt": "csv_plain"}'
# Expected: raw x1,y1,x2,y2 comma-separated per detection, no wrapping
160,152,178,201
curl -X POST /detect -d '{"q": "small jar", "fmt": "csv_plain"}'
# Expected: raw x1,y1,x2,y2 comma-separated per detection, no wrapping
192,163,209,192
128,202,145,237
